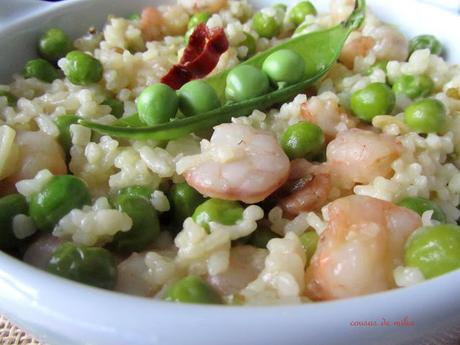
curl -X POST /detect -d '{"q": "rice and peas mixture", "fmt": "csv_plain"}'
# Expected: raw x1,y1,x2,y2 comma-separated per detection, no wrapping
1,0,460,305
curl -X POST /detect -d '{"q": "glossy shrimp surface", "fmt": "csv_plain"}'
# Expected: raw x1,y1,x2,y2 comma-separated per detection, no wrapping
339,33,375,69
326,128,402,189
178,123,290,204
140,7,164,41
300,93,357,141
0,131,67,195
305,195,422,300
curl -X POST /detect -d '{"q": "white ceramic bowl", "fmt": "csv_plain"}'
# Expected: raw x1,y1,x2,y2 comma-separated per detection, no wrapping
1,1,460,344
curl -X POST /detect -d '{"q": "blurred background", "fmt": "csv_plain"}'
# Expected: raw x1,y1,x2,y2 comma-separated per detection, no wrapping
419,0,460,12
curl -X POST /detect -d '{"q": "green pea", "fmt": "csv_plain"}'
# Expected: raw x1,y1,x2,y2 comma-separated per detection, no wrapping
225,65,270,102
392,74,434,100
252,11,281,39
64,50,103,85
192,198,243,232
262,49,305,85
0,90,17,107
29,175,91,232
239,32,257,60
397,197,446,223
280,121,324,159
168,182,205,226
289,1,317,26
409,35,443,56
164,276,222,304
405,224,460,279
55,114,79,156
102,97,124,118
0,194,28,250
350,82,396,122
47,242,117,290
249,227,279,248
137,83,178,126
403,98,446,134
178,80,221,117
38,28,73,62
188,12,211,29
299,230,319,264
128,12,141,21
117,185,155,202
111,194,160,252
24,58,59,83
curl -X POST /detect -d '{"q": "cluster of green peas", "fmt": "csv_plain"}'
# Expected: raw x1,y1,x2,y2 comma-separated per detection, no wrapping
12,28,124,118
347,34,460,278
350,34,446,133
0,172,315,302
137,44,325,159
251,1,318,39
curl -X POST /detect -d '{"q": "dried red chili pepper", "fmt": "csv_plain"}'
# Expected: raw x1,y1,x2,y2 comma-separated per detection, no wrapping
161,23,229,89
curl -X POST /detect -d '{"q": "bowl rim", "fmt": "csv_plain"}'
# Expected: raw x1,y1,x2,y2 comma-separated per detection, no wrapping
2,244,460,313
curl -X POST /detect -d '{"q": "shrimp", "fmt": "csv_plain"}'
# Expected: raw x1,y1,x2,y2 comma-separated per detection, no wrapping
207,245,267,296
339,33,375,69
367,24,409,62
0,131,67,195
178,0,228,13
141,5,190,42
277,159,331,218
301,92,358,141
326,128,402,189
305,195,422,300
140,7,163,41
178,123,290,204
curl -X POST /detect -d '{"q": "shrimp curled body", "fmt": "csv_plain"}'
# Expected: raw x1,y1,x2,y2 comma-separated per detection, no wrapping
326,128,402,189
0,131,67,195
305,195,422,300
178,123,290,204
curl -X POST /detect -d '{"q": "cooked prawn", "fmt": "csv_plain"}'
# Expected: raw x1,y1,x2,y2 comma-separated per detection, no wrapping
339,33,375,69
0,131,67,195
301,92,357,141
305,195,422,300
367,24,409,62
178,123,290,204
140,7,163,41
141,5,192,42
277,159,331,218
326,128,402,189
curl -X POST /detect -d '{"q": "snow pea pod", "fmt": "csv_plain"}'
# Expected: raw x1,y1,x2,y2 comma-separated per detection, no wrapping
79,0,365,141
